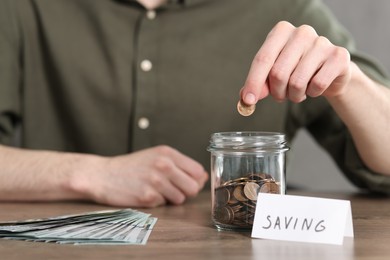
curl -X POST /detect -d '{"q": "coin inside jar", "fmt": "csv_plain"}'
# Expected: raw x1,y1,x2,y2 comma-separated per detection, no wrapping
213,173,281,229
215,186,230,207
237,99,256,116
243,182,260,201
259,182,280,194
214,206,234,224
233,184,247,202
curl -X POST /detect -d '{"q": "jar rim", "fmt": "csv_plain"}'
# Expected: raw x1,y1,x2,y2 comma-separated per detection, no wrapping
207,131,289,152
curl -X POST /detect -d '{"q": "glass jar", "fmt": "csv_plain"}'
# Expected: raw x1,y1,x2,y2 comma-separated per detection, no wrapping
207,132,289,231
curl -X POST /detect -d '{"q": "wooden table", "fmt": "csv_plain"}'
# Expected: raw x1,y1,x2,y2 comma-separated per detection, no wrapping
0,190,390,260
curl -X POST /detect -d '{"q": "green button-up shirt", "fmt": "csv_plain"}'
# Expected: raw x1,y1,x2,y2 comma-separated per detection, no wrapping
1,0,390,193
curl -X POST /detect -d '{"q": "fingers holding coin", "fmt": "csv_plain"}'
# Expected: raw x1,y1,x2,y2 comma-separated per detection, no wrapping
237,99,256,116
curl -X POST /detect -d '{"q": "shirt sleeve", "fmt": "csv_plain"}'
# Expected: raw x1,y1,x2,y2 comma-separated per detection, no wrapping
0,0,22,145
291,98,390,195
284,0,390,194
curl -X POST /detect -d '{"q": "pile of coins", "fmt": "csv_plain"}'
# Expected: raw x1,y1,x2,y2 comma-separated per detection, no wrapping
213,173,280,229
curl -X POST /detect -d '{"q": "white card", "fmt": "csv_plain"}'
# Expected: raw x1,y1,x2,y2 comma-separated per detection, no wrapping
251,193,354,245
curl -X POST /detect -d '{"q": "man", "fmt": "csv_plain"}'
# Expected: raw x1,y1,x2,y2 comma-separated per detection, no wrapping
1,0,389,207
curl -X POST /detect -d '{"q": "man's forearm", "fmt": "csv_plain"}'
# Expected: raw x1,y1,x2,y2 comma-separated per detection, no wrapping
0,144,97,201
327,62,390,175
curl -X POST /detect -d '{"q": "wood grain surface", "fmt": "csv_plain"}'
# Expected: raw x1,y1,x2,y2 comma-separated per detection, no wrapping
0,190,389,260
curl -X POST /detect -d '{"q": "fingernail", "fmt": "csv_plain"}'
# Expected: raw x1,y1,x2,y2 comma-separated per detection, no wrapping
244,93,256,105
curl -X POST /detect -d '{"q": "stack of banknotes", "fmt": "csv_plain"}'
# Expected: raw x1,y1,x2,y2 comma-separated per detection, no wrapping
0,208,157,245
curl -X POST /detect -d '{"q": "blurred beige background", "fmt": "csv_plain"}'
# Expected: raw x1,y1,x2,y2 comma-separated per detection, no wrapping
289,0,390,192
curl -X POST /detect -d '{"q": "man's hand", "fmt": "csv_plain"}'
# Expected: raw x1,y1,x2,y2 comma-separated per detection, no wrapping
240,21,352,105
239,21,390,177
71,145,209,208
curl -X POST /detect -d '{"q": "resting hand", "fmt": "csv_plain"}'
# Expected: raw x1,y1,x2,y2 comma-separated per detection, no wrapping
72,145,208,208
240,21,352,104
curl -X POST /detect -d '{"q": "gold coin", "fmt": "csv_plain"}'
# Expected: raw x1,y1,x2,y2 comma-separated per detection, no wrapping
230,204,243,212
233,184,247,202
259,182,280,194
231,177,249,183
215,187,230,207
223,185,237,204
237,99,256,116
243,182,260,201
214,206,234,224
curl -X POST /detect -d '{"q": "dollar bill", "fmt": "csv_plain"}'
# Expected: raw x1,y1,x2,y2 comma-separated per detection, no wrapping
0,208,157,245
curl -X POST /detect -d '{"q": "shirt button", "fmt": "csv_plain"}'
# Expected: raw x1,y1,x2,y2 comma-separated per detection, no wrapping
146,10,156,20
140,59,152,72
138,117,150,129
